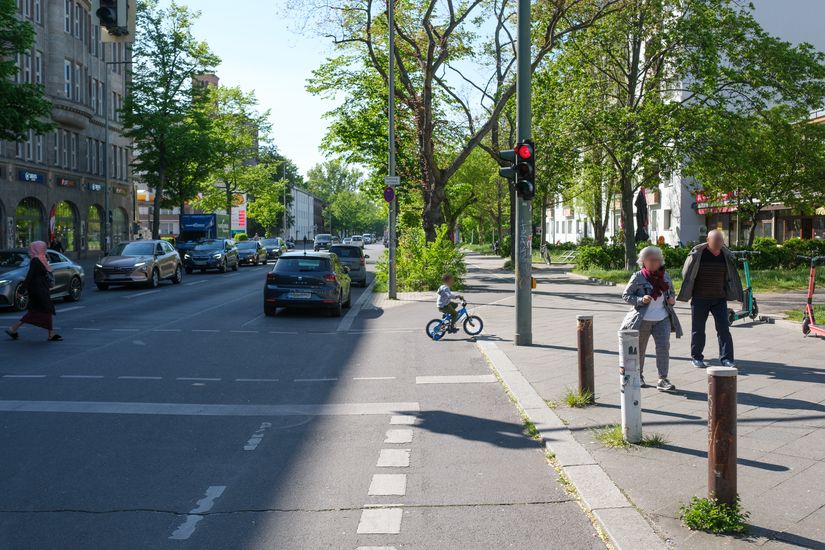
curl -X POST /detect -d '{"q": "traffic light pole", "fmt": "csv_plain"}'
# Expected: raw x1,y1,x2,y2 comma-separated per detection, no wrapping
387,0,397,300
514,0,532,346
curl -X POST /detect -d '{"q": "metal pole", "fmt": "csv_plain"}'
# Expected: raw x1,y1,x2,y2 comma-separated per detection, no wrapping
103,64,110,253
282,163,287,239
577,315,595,403
708,366,737,505
618,329,642,443
387,0,397,299
514,0,532,345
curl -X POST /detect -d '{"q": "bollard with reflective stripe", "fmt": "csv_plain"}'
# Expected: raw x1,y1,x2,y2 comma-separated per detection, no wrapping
708,366,737,505
577,315,595,403
618,329,642,443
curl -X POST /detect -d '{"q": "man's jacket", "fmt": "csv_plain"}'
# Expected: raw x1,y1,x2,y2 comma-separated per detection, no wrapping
676,243,744,303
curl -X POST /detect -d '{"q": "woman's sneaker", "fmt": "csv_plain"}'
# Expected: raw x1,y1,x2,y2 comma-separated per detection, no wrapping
657,378,675,392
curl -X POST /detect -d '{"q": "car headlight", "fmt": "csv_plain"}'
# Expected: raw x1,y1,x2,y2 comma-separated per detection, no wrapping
184,254,191,260
134,262,147,268
95,263,103,268
213,253,222,259
0,279,11,287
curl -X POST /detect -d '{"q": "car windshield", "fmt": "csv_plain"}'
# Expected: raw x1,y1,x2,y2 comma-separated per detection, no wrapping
236,242,258,250
111,242,155,256
0,251,29,268
261,239,280,247
330,246,360,258
352,236,362,241
194,241,224,251
275,257,331,273
314,234,331,242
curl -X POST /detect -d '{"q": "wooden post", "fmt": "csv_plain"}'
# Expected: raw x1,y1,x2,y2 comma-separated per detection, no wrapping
708,366,737,505
618,329,642,443
577,315,595,403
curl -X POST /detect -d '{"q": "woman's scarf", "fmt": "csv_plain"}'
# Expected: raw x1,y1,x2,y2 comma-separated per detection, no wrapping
28,241,52,272
641,266,669,300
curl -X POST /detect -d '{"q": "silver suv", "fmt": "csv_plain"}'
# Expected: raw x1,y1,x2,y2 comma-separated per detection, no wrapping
94,240,183,290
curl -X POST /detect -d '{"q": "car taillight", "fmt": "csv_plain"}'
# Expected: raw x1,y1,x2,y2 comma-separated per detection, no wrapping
324,274,337,283
267,273,278,282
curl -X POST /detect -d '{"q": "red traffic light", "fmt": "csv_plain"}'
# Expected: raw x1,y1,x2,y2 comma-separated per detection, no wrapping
516,144,532,159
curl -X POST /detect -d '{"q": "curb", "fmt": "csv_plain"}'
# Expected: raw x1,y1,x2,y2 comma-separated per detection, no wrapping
475,339,666,550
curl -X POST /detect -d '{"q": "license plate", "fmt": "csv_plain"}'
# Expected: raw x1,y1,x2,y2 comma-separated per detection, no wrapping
288,292,311,299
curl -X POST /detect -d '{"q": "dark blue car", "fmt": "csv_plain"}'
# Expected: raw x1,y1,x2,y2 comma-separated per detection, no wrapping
263,252,351,317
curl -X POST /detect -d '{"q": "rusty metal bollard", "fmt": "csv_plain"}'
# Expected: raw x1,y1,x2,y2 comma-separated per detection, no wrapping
577,315,595,403
708,366,738,505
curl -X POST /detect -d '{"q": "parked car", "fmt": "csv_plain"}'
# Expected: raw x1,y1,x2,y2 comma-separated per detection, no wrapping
261,238,288,260
343,237,352,245
0,249,85,311
330,244,368,287
285,239,296,250
237,241,268,266
94,240,182,290
263,252,352,317
362,234,373,244
313,234,333,251
183,239,239,273
332,236,341,244
350,235,364,248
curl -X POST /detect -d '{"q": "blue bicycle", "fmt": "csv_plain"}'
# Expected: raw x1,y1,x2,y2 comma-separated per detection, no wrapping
426,301,484,340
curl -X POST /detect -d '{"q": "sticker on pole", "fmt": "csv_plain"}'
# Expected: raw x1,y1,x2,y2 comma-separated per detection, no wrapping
383,186,395,203
384,175,401,187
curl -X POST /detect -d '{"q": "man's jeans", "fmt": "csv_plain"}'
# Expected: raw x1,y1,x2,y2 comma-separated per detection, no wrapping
690,297,734,362
439,302,459,329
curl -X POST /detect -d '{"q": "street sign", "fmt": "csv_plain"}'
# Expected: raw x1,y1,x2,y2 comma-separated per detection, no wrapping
384,175,400,187
383,186,395,203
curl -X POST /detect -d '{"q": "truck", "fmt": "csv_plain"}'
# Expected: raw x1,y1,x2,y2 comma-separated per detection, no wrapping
176,214,230,255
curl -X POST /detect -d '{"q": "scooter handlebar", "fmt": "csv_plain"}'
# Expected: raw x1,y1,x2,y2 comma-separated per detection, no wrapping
797,255,825,266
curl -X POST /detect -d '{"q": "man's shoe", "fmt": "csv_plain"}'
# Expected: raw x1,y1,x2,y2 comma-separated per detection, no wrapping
639,375,648,388
657,378,675,392
721,359,736,368
691,359,709,368
448,327,459,334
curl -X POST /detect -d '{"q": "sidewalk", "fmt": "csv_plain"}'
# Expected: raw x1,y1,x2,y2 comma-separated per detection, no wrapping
466,252,825,549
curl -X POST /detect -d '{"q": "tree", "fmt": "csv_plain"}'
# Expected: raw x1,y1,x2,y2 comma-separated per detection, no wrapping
0,0,52,141
243,156,286,238
122,0,218,239
685,107,825,247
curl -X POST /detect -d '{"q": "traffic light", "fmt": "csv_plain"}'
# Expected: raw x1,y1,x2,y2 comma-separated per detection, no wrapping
498,148,516,181
514,140,535,200
92,0,133,40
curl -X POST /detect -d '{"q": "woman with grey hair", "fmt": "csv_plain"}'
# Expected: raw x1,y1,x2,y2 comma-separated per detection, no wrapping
620,246,683,391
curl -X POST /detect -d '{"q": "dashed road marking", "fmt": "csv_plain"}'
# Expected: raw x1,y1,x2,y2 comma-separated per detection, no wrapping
357,547,398,550
244,422,272,451
111,328,140,332
124,289,161,300
2,374,46,379
384,429,413,444
118,375,162,380
73,327,101,331
234,378,279,383
356,507,403,534
152,329,182,332
353,376,396,381
168,485,226,540
337,278,376,332
230,330,259,334
376,449,410,468
60,375,103,379
415,374,496,384
269,331,299,335
184,280,208,286
390,415,417,425
294,377,338,383
192,329,220,333
176,377,221,382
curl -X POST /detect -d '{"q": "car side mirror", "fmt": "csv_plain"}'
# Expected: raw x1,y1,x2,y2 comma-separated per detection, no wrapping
343,266,350,273
364,255,370,258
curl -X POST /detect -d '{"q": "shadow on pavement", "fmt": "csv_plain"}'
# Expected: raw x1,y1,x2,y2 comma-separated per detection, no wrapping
656,443,790,472
415,410,539,450
679,388,825,413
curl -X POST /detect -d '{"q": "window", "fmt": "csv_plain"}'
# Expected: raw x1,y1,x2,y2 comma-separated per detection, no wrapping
53,131,59,166
111,144,117,178
64,0,71,33
23,52,31,83
74,3,80,38
25,130,33,160
96,81,103,114
14,53,21,83
91,139,97,174
97,141,104,175
112,91,117,120
74,63,81,102
62,130,68,167
86,137,92,172
35,134,42,163
34,50,42,84
70,133,77,169
64,60,72,98
663,209,672,231
93,25,99,57
23,0,29,17
34,0,41,23
16,141,23,159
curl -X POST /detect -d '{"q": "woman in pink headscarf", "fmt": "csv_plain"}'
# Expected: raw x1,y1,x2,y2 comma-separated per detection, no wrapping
6,241,62,341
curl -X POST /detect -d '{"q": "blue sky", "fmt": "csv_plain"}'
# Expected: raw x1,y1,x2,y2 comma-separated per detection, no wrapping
184,1,339,176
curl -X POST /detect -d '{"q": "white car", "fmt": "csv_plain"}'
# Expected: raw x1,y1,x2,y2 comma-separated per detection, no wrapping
362,234,373,244
343,237,353,244
350,235,364,248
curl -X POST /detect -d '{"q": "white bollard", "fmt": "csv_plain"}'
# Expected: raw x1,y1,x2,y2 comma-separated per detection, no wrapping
618,329,643,443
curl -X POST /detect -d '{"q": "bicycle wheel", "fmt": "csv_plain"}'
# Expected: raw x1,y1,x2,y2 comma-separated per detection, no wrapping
426,319,448,341
463,315,484,336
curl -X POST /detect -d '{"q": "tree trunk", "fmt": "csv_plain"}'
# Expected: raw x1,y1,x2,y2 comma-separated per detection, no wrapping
152,165,165,240
747,211,760,248
226,185,233,236
422,175,445,241
620,172,636,270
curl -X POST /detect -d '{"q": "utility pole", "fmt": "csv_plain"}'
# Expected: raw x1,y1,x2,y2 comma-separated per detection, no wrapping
282,163,288,239
514,0,532,345
387,0,398,299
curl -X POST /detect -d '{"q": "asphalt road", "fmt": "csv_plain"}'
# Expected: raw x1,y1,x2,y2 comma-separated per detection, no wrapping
0,245,603,549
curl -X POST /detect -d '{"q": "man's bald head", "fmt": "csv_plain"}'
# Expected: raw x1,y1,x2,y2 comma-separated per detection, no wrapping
707,230,725,254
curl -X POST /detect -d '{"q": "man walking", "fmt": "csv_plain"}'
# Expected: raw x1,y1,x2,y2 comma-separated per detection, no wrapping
677,230,744,368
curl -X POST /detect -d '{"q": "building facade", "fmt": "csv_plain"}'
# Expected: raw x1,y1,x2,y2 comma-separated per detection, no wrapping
1,0,133,258
285,187,320,243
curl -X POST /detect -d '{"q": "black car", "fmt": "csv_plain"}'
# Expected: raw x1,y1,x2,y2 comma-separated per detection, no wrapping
263,252,352,317
313,234,332,251
183,239,239,273
237,241,267,266
261,238,288,260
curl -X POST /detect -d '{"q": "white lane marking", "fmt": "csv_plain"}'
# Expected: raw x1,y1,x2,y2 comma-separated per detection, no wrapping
2,374,47,379
168,485,226,540
244,422,272,451
73,328,101,331
112,328,140,332
60,375,104,379
294,378,338,383
356,508,403,534
229,330,259,334
348,329,417,334
234,378,279,383
415,374,496,384
357,547,398,550
384,429,413,444
353,376,396,381
184,280,208,286
176,377,221,382
240,314,263,327
192,329,219,333
269,330,299,335
118,375,162,380
368,474,407,496
390,415,417,425
124,289,162,300
152,329,182,332
56,306,85,313
132,340,146,346
337,278,376,332
376,449,410,468
0,400,420,416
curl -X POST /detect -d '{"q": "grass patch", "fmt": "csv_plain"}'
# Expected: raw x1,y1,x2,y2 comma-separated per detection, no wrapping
592,424,668,449
462,243,497,256
639,433,668,447
563,388,594,408
521,416,540,441
785,304,825,322
680,496,749,534
545,399,559,409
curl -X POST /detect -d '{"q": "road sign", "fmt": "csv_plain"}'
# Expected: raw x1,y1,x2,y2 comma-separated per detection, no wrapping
384,175,401,187
383,186,395,203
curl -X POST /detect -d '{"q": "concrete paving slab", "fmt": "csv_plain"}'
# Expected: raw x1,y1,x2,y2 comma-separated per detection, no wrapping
594,507,667,550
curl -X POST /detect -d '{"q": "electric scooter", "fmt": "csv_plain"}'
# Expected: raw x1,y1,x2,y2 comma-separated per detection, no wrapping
728,250,761,325
798,255,825,338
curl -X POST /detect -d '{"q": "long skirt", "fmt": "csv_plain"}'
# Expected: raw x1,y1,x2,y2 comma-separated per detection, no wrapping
21,310,53,330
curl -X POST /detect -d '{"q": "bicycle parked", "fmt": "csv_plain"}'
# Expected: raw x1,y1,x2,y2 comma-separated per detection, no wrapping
426,301,484,341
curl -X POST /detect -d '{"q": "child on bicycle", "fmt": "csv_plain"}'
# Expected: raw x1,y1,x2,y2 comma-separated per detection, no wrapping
437,273,464,333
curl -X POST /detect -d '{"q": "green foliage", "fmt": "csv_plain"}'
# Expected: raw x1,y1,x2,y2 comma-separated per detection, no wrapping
576,245,624,270
234,233,248,242
592,425,631,449
786,304,825,322
0,0,53,141
161,236,176,245
680,496,749,534
376,225,465,292
563,389,594,408
738,237,825,269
